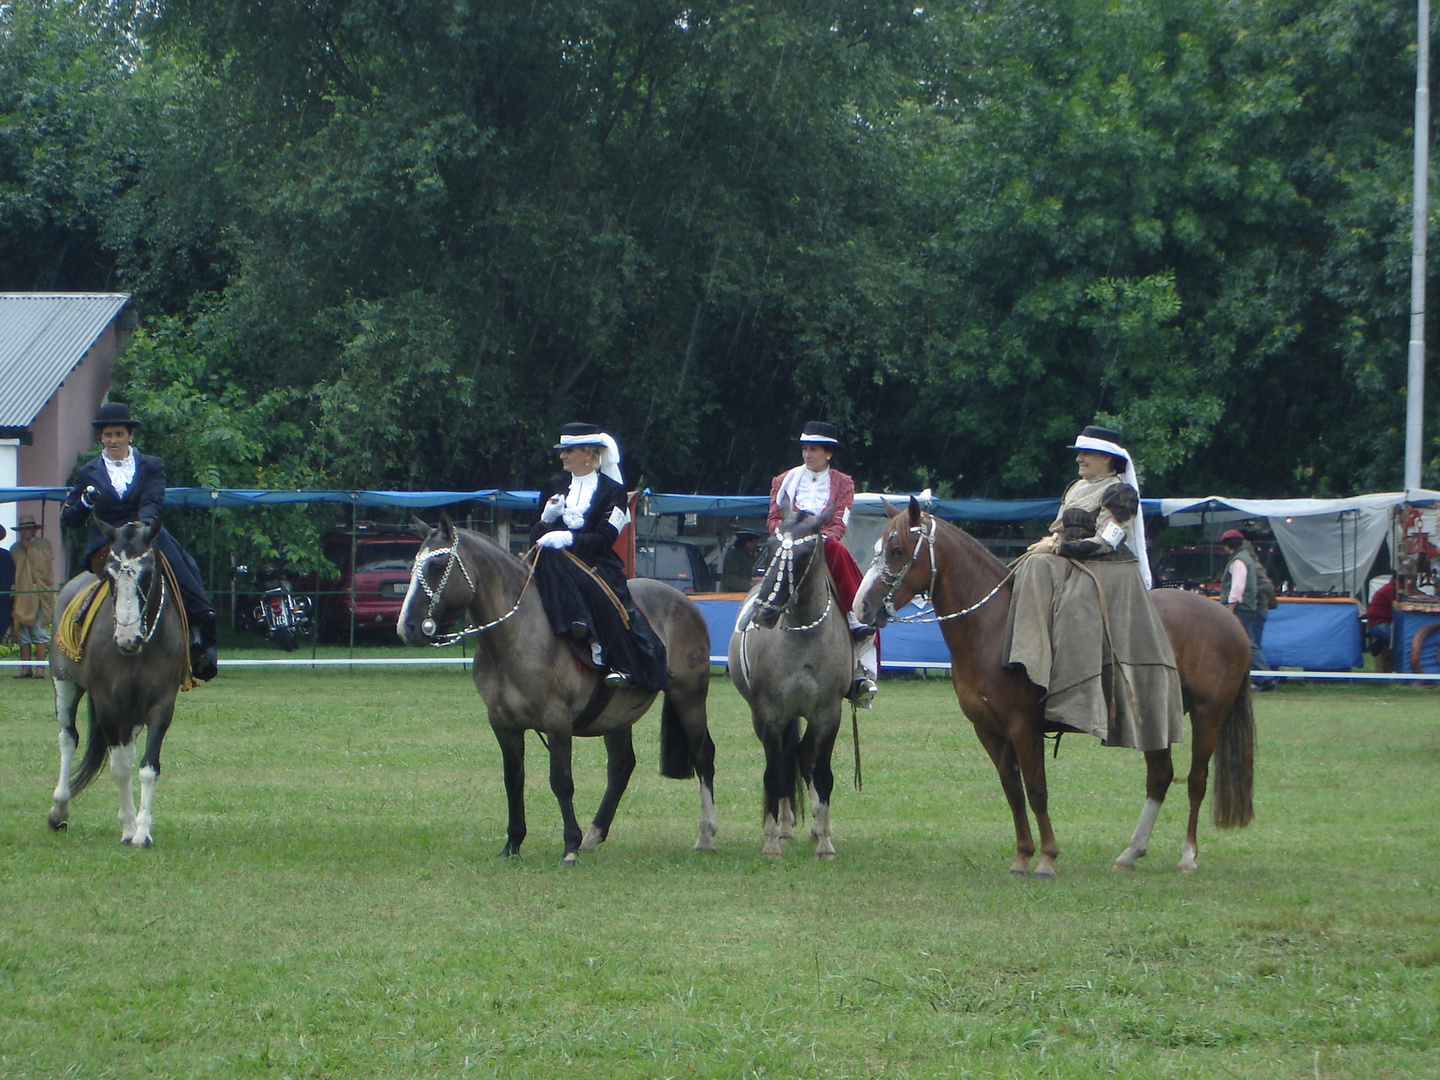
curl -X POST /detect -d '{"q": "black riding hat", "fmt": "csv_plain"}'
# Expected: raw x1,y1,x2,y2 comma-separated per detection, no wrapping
1067,425,1124,451
795,421,842,448
92,402,141,429
552,422,606,449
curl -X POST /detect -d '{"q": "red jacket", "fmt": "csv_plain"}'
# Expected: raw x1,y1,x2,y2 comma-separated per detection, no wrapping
1366,580,1395,625
768,466,854,542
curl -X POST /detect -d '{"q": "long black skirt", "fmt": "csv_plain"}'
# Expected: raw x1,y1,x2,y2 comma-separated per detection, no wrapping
532,549,668,693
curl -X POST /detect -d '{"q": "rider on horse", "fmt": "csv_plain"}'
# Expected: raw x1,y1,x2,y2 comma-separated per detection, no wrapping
1006,425,1182,749
767,421,878,708
59,402,218,681
530,423,668,692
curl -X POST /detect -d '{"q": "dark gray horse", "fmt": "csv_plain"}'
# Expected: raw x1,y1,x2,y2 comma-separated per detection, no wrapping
728,503,853,858
48,519,188,846
397,514,718,865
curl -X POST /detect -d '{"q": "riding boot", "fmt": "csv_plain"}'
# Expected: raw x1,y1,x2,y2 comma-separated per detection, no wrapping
190,611,219,681
848,619,878,709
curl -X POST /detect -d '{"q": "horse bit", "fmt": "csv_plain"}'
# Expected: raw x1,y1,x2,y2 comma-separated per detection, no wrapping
746,530,833,632
869,513,1013,624
413,542,532,646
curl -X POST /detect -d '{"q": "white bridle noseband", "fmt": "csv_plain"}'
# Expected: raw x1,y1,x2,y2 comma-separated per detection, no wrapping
109,550,167,644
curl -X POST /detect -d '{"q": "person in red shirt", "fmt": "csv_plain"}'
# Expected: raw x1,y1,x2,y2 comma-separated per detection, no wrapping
1365,577,1396,671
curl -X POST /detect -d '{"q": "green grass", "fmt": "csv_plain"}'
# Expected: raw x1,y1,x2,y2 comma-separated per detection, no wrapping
2,661,1437,1078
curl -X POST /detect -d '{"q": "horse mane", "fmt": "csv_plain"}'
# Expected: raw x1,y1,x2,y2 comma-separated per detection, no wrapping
929,515,1010,579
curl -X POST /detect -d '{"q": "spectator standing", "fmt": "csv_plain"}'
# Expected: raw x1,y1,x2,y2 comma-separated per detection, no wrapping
1365,576,1396,672
1220,528,1277,691
11,514,55,678
721,531,764,593
0,524,13,645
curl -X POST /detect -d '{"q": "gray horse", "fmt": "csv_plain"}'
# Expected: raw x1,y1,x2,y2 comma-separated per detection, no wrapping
728,503,853,858
397,514,718,865
48,519,188,846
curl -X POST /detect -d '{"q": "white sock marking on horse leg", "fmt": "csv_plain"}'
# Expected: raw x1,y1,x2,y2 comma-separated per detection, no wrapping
52,726,76,818
761,813,783,857
134,764,158,848
111,742,137,843
1116,797,1161,868
778,796,795,840
694,780,719,851
809,781,836,858
1177,837,1199,873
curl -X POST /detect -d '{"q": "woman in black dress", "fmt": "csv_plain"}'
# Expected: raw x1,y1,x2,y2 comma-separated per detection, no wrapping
530,423,667,691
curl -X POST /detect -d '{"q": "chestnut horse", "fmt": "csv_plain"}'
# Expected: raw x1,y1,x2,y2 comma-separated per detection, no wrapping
856,498,1254,876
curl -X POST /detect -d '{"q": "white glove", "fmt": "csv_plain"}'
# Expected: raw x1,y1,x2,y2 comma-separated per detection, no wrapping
541,494,565,523
80,485,99,509
562,507,586,529
536,530,574,550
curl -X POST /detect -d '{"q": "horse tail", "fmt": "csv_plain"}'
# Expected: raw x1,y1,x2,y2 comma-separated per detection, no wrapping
658,695,695,780
69,696,109,798
1211,676,1255,829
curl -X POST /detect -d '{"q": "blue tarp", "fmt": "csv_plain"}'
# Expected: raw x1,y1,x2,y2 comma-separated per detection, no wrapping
1261,599,1362,671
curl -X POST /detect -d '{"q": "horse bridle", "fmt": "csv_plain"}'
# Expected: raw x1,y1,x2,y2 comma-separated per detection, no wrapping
412,539,533,646
869,513,1014,624
108,548,168,644
749,529,833,632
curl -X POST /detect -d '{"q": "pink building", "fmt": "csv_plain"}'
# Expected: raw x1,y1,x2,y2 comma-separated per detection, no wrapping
0,293,135,581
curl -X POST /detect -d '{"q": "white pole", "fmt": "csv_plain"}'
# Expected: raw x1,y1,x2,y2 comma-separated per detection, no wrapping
1406,0,1432,493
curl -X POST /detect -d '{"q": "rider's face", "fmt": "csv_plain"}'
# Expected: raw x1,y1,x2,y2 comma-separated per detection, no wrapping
1074,449,1115,479
559,445,598,476
100,425,134,461
801,443,833,472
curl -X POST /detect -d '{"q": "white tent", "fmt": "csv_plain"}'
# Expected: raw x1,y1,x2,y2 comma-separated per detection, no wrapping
1157,491,1440,596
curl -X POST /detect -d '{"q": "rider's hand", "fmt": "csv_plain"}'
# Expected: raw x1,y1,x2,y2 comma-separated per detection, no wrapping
536,530,574,550
79,485,99,509
1026,535,1058,555
541,493,565,523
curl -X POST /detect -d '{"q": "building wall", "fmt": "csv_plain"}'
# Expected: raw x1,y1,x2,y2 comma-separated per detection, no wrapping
13,320,128,581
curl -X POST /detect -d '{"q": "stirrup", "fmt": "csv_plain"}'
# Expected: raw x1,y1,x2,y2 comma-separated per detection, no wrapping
603,670,632,688
850,676,877,709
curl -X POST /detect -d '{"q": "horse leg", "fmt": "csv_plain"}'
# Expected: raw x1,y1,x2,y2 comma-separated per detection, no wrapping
754,708,795,857
1115,749,1174,870
48,679,82,831
545,731,584,866
1010,728,1060,878
111,739,139,845
581,729,636,853
494,727,527,858
681,700,719,853
1179,708,1222,872
801,709,842,860
972,725,1036,875
130,706,175,849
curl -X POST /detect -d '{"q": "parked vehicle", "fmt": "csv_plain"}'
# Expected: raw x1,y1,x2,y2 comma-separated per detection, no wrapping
237,558,312,651
312,528,423,642
634,539,716,594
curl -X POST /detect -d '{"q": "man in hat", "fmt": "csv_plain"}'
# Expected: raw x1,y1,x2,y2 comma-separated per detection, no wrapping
0,524,13,645
721,530,764,593
767,421,878,706
1219,529,1277,690
60,402,219,680
10,514,55,677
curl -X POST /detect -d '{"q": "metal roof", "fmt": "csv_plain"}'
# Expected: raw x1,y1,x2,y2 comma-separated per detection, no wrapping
0,293,131,428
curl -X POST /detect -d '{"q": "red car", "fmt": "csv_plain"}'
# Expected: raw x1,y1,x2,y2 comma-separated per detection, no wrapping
314,528,422,642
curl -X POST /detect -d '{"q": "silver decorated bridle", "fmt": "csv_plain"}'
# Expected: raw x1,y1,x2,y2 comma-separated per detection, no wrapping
747,529,833,633
108,548,168,645
869,513,1014,624
412,537,533,646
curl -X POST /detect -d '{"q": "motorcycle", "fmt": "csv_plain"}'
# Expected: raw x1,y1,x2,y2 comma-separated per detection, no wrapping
237,558,312,651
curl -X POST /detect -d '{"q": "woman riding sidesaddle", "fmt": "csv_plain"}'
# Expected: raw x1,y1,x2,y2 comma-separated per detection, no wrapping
530,423,667,693
1004,425,1182,750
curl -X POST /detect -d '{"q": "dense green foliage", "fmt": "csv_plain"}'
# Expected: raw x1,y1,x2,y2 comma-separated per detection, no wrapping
2,0,1433,501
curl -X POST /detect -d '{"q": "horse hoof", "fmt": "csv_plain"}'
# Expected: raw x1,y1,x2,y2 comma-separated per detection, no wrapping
46,815,68,832
760,844,783,858
815,850,837,861
1112,860,1136,871
1032,868,1057,880
561,852,579,867
693,839,718,853
138,837,153,849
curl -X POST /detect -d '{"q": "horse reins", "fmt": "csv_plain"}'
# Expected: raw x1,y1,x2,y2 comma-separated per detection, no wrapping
870,513,1018,624
414,539,536,646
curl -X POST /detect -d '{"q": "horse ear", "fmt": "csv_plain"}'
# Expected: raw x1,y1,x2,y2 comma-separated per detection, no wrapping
907,496,922,527
141,517,161,544
409,512,432,539
882,498,900,519
96,518,117,542
437,510,455,538
777,493,792,517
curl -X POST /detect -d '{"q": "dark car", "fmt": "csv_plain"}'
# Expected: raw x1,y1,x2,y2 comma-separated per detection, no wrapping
1154,543,1288,594
313,529,422,641
634,539,716,594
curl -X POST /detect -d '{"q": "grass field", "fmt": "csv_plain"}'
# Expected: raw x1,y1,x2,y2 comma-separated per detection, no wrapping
2,651,1437,1079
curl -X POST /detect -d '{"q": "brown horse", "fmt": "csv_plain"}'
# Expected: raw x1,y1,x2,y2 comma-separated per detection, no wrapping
856,498,1254,876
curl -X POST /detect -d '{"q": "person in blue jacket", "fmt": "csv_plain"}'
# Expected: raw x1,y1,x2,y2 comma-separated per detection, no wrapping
60,402,218,680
